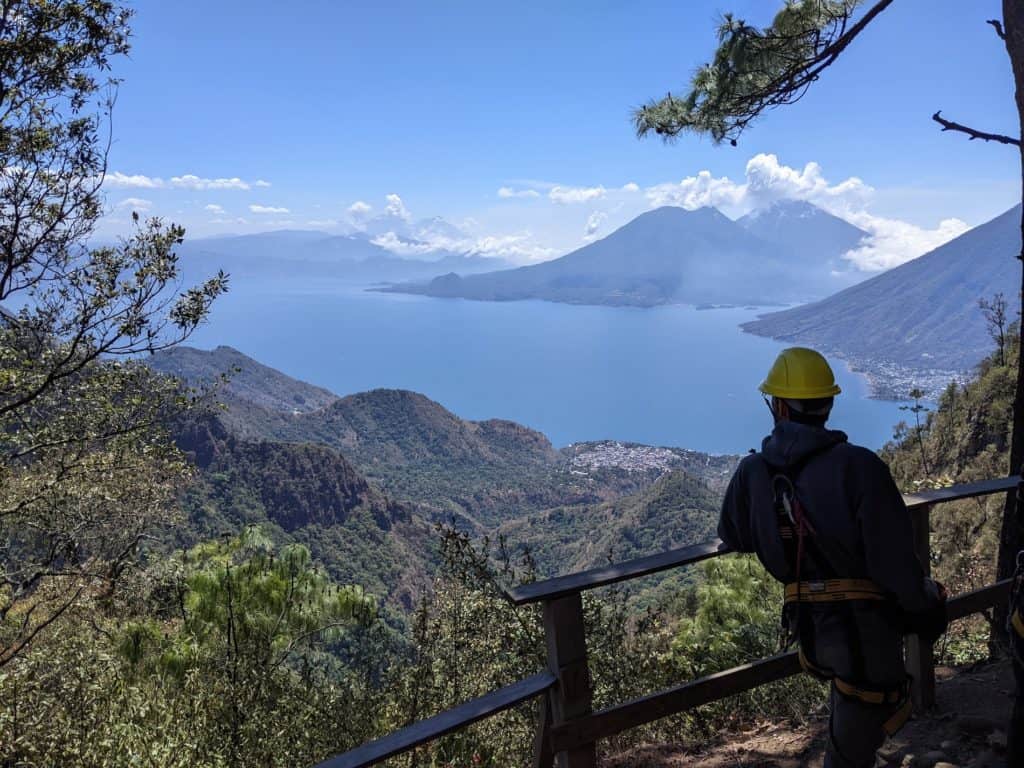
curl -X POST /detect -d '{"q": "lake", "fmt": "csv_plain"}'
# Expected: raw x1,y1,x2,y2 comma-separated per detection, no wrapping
187,284,913,455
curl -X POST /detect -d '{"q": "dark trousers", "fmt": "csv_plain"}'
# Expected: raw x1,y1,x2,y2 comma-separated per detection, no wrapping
824,683,901,768
1010,630,1024,768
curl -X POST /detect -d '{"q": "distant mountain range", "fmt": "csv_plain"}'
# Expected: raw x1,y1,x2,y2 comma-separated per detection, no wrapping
175,229,514,288
383,201,870,307
743,204,1022,379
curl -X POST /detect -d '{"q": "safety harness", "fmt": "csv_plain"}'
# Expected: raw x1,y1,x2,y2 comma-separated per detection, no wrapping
770,446,912,737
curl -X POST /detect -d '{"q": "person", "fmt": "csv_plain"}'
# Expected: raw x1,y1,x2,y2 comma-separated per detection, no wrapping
1008,477,1024,767
718,347,947,768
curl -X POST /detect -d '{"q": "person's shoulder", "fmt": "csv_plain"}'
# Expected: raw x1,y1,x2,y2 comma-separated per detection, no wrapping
735,450,772,480
832,441,891,474
738,450,766,470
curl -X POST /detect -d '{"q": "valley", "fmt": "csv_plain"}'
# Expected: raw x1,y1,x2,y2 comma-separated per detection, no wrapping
151,346,740,609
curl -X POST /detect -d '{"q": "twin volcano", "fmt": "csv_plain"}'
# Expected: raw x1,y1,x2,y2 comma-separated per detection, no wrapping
386,202,870,307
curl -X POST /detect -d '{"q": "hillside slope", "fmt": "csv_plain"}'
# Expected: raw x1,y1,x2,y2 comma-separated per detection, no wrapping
175,414,434,608
149,345,339,414
499,469,722,578
151,347,667,528
743,205,1021,376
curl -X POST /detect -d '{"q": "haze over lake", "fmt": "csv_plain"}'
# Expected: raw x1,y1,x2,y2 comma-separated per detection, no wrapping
188,284,910,455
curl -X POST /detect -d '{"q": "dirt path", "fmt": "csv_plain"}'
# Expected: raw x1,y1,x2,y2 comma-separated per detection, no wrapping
605,660,1016,768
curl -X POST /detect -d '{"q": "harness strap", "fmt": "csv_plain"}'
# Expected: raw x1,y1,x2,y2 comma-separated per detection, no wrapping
784,578,887,604
881,695,914,736
1012,607,1024,639
797,648,911,736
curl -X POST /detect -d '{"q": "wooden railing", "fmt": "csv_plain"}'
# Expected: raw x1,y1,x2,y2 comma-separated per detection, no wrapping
316,476,1020,768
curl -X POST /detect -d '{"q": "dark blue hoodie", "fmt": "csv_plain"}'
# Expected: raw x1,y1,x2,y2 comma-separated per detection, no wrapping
718,421,941,684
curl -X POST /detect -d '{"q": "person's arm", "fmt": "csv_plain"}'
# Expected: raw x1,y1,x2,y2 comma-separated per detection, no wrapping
857,453,941,614
718,459,754,552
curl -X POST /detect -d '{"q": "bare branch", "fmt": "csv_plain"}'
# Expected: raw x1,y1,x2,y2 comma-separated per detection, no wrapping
987,18,1006,41
931,111,1021,147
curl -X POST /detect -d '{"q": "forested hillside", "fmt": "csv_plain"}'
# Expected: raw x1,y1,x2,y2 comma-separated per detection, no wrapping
499,469,721,576
149,345,340,414
175,415,435,608
881,324,1018,625
143,345,735,615
152,346,732,535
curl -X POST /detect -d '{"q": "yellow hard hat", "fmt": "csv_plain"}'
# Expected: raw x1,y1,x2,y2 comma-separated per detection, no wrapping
759,347,842,399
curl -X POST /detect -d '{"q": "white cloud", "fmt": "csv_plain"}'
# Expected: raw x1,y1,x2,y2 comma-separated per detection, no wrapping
644,154,871,214
645,169,748,210
372,228,555,263
103,171,271,191
622,182,640,193
841,214,969,271
583,211,607,239
204,203,226,214
385,193,411,221
346,200,373,230
210,217,249,225
498,186,541,199
116,197,152,211
549,185,606,204
249,204,290,214
105,172,163,189
172,174,251,191
306,218,340,228
371,232,434,256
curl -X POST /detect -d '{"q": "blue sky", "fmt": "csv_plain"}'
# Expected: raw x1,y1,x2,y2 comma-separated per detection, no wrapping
102,0,1020,267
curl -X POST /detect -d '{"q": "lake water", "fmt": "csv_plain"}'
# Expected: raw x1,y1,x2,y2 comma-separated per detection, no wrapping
187,284,911,455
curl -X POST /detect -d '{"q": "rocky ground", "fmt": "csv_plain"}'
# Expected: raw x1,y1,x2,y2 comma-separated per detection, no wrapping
606,659,1015,768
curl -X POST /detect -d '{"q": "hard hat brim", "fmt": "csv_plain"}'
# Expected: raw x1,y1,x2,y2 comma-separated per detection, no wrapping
759,382,842,399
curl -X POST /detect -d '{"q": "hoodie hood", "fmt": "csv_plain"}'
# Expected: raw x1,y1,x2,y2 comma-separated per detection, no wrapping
760,421,848,469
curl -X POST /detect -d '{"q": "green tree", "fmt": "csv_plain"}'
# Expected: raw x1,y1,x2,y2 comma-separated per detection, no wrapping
899,387,932,477
668,556,824,732
121,527,377,766
0,528,381,767
634,0,1024,630
980,292,1010,367
0,1,227,664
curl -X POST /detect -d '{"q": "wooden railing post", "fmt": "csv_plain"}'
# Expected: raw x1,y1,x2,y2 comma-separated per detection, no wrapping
541,593,597,768
905,503,936,711
532,690,554,768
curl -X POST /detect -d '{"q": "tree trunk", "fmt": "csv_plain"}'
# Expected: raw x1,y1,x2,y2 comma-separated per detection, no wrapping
995,0,1024,640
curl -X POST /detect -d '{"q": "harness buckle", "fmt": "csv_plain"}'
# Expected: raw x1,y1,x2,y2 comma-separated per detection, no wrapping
773,474,798,525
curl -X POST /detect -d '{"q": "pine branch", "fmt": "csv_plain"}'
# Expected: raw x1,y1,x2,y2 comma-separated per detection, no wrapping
987,19,1006,41
931,111,1021,147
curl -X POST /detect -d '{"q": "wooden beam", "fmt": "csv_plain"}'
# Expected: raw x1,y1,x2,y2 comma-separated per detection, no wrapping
543,593,597,768
506,477,1020,606
532,690,555,768
902,476,1018,509
947,578,1012,621
506,540,728,605
313,672,556,768
550,580,1012,753
550,652,801,753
